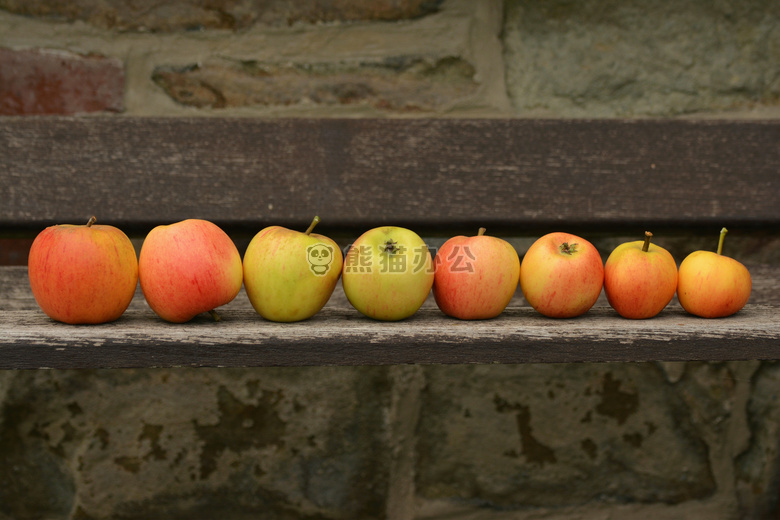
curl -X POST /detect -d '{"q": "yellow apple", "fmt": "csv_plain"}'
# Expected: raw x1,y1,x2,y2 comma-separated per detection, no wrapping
677,228,751,318
342,226,433,321
243,216,343,322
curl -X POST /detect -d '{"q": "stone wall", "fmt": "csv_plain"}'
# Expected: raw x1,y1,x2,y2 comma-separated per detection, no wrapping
3,0,778,117
3,359,780,519
2,1,780,519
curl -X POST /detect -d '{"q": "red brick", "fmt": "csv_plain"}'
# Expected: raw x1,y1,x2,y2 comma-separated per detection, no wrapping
0,48,124,115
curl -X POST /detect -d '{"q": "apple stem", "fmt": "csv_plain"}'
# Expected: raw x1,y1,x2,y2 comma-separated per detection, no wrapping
305,216,321,236
86,216,97,227
208,309,222,322
478,227,486,236
717,227,728,255
642,231,653,252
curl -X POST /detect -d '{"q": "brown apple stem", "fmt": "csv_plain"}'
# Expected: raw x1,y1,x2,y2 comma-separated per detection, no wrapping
478,227,486,236
208,309,222,322
717,227,728,255
305,216,321,235
642,231,653,252
86,216,97,227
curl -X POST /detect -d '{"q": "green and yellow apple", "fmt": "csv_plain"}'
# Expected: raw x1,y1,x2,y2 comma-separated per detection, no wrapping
342,226,433,321
433,227,520,320
604,231,678,319
519,232,604,318
243,216,343,322
139,219,242,323
677,227,751,318
27,216,138,324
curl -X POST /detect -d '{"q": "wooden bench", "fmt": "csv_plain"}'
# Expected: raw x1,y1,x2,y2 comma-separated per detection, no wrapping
1,117,779,370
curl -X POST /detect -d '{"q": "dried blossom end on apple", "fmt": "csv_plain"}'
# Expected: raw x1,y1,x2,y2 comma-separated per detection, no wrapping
560,242,578,255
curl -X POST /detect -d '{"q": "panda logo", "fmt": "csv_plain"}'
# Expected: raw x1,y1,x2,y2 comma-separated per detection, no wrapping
307,243,334,276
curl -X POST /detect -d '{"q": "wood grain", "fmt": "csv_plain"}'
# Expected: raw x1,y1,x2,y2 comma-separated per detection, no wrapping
1,266,778,369
2,306,778,369
2,117,779,233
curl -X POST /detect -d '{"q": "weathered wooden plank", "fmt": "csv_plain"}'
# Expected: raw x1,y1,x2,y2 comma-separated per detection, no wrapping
1,266,778,369
1,117,779,232
1,305,778,369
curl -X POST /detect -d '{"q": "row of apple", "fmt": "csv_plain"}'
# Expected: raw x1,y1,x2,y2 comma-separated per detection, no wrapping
26,216,751,325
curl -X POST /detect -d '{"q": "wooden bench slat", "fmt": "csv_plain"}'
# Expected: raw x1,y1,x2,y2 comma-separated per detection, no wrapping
1,266,778,369
2,306,778,369
2,117,779,232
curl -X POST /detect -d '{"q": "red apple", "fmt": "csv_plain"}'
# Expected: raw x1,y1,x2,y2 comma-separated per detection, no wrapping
27,216,138,324
677,228,751,318
139,219,242,323
519,232,604,318
604,231,678,319
433,227,520,320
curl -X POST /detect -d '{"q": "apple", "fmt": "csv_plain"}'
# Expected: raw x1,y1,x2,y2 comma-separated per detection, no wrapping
604,231,678,319
243,216,343,322
519,232,604,318
342,226,433,321
433,227,520,320
27,216,138,324
677,227,751,318
138,219,242,323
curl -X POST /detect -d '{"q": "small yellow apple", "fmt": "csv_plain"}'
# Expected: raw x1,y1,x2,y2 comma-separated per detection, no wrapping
677,228,751,318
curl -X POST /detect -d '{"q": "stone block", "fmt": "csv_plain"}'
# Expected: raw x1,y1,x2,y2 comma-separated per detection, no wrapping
503,0,780,116
0,48,124,115
151,56,477,112
737,362,780,518
0,0,443,32
0,367,394,519
416,363,716,510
